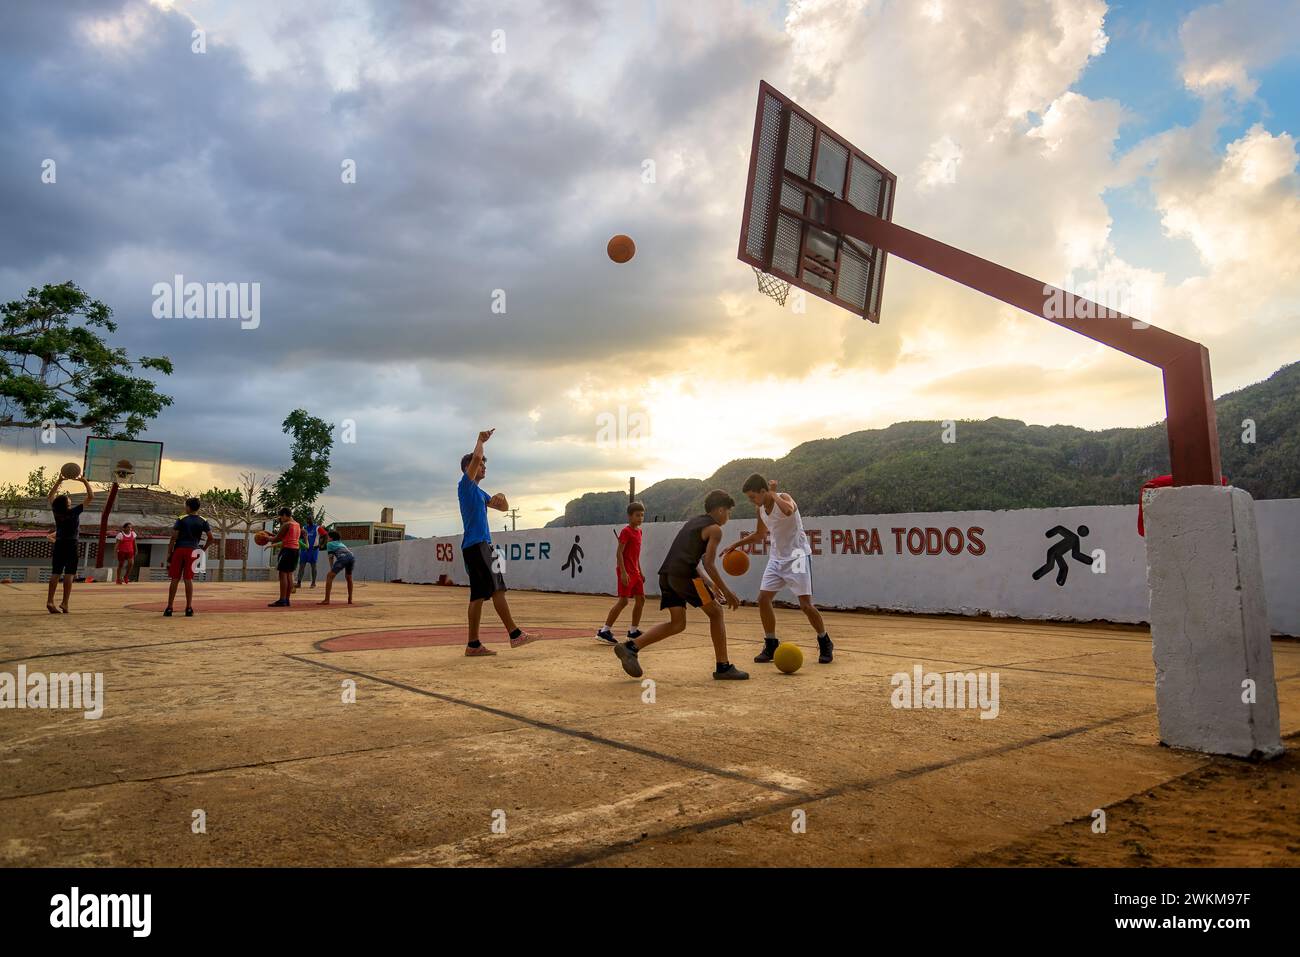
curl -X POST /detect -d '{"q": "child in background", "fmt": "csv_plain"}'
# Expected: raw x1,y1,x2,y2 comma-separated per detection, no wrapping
114,521,137,585
318,529,355,605
596,502,646,644
295,518,320,591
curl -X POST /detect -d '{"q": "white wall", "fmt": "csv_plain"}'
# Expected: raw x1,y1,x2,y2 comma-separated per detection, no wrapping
351,499,1300,635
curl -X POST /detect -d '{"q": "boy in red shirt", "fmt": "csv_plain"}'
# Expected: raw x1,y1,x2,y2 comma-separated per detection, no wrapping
596,502,646,644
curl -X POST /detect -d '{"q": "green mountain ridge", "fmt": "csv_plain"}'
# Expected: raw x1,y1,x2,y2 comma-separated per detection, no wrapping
546,361,1300,526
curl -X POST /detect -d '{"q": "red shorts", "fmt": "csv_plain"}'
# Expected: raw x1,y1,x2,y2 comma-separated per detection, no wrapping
618,570,645,598
116,550,134,561
168,547,199,581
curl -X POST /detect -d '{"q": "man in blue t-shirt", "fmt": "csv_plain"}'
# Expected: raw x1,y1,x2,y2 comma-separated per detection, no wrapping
295,520,320,591
459,428,540,658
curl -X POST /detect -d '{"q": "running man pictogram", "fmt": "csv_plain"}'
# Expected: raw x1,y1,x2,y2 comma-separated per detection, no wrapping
1031,525,1091,586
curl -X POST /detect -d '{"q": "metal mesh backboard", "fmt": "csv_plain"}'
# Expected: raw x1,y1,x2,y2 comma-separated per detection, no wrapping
738,81,897,322
83,436,163,485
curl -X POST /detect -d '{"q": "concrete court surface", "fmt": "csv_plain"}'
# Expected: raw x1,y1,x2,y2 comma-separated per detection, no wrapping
1,579,1297,867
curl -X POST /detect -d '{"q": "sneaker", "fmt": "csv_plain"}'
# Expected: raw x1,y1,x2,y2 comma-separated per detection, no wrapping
185,607,194,617
754,638,779,663
595,627,616,644
713,663,749,680
817,634,834,664
268,599,288,607
509,630,540,648
163,608,173,617
465,643,498,657
614,640,642,678
626,628,643,640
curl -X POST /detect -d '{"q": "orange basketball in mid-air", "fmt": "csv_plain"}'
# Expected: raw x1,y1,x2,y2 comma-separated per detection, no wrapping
722,550,749,576
607,234,635,263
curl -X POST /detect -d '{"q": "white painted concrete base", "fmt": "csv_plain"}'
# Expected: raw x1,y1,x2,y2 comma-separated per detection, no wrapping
1144,485,1283,759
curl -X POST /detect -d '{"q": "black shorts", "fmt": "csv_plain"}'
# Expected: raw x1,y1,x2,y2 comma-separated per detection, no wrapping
331,555,355,574
463,542,506,602
277,548,300,573
658,573,707,610
51,540,79,577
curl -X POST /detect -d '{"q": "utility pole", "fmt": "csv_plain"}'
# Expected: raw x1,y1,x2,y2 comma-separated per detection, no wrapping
507,508,519,531
629,476,636,504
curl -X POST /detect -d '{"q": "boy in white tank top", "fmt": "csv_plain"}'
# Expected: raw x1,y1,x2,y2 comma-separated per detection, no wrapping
722,473,833,664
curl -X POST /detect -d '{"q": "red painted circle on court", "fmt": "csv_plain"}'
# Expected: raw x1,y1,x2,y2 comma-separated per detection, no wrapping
127,600,373,613
318,627,591,652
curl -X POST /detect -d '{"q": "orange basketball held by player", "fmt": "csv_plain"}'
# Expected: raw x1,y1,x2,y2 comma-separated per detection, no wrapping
607,234,635,263
254,531,271,546
722,549,749,576
60,462,81,479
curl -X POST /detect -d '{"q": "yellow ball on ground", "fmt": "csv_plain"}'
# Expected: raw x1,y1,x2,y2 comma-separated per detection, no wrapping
772,641,803,674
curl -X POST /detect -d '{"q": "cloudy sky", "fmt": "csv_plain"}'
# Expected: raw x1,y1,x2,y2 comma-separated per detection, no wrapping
2,0,1298,535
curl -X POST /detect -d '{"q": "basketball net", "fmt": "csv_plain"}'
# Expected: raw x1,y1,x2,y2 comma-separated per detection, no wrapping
753,267,790,306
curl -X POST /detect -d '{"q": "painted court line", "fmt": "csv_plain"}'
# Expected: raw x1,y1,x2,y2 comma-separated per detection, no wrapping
544,705,1161,867
0,627,335,665
0,740,457,804
281,653,808,797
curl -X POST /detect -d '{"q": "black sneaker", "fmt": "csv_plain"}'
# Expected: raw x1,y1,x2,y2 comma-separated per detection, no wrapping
614,640,642,678
185,607,194,617
595,627,616,644
713,663,749,680
626,628,643,640
163,608,173,617
817,634,834,664
754,638,779,663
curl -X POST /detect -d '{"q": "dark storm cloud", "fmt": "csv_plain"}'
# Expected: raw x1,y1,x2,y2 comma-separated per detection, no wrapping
0,0,784,527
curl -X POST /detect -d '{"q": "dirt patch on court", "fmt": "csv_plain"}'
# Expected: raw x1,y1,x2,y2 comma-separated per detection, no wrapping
970,737,1300,867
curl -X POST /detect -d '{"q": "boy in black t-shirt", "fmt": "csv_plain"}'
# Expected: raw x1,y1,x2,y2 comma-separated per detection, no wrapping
165,497,212,617
613,490,748,681
46,476,94,614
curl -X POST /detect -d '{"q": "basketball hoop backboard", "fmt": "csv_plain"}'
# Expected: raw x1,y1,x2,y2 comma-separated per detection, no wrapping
738,80,897,322
83,436,163,485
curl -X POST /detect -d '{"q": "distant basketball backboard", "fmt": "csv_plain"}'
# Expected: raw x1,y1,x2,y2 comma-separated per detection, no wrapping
83,436,163,485
739,80,897,322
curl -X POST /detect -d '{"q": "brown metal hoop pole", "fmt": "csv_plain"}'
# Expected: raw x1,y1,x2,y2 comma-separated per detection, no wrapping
95,481,120,569
825,202,1222,486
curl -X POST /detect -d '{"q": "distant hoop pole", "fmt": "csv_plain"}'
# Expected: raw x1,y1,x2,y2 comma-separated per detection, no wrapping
825,203,1222,486
95,481,120,569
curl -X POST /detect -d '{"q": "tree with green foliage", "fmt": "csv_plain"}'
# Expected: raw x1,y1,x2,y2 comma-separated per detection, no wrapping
260,409,334,517
0,282,174,437
200,488,245,509
0,467,56,519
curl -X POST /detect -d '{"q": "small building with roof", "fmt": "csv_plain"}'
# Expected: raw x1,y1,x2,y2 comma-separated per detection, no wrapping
0,488,275,583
